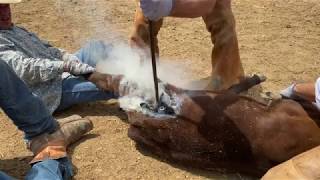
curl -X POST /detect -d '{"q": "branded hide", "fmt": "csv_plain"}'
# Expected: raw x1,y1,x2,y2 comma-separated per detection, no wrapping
127,77,320,177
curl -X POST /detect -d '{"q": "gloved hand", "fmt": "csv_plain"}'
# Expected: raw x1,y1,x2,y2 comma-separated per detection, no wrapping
140,0,173,21
280,84,296,99
87,72,123,93
63,59,95,76
87,72,139,96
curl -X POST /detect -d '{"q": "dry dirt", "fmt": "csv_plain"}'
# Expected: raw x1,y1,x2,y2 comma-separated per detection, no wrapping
1,0,320,179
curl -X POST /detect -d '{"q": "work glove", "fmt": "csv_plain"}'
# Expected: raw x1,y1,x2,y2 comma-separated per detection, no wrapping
280,84,296,99
63,59,95,76
140,0,173,21
88,72,124,94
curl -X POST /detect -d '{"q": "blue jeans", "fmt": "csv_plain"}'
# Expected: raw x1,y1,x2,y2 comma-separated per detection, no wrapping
56,40,117,111
25,158,73,180
0,158,72,180
0,60,72,180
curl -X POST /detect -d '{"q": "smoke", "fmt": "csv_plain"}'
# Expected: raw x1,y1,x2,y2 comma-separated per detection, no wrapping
95,42,192,116
54,0,123,45
53,0,193,115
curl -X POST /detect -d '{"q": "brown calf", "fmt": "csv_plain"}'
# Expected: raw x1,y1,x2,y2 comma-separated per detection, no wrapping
126,76,320,177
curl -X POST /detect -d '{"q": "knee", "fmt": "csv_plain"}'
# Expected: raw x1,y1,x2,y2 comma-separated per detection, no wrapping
0,60,7,69
85,40,109,50
82,40,113,61
0,60,11,75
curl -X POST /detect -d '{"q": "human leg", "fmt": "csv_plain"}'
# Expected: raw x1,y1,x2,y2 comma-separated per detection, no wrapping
129,0,163,58
0,60,57,140
202,0,244,90
75,40,113,67
25,158,72,180
61,39,124,111
26,116,93,179
0,171,15,180
0,60,92,179
56,76,117,111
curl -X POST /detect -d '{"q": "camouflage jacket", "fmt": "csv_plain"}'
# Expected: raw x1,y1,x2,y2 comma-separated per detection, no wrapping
0,26,71,114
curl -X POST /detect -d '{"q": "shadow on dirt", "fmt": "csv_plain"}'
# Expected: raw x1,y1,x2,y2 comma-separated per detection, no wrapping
68,133,100,176
0,156,32,179
54,100,128,123
0,123,101,179
134,143,258,180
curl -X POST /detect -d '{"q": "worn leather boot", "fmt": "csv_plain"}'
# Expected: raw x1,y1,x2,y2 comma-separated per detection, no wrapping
27,115,93,164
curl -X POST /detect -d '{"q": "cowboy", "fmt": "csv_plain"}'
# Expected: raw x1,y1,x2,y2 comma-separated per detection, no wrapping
0,0,118,115
0,55,92,179
130,0,244,90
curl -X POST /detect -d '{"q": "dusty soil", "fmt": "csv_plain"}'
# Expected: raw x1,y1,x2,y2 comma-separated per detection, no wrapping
1,0,320,179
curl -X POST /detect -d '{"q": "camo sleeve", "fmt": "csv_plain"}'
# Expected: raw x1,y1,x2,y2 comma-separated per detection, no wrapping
0,37,64,86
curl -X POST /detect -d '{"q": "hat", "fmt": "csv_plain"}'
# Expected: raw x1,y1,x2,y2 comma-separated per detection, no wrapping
0,0,22,4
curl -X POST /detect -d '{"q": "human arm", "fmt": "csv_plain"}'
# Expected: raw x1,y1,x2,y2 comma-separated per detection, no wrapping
294,82,316,102
0,44,94,86
0,49,64,86
170,0,217,18
280,82,316,102
140,0,217,21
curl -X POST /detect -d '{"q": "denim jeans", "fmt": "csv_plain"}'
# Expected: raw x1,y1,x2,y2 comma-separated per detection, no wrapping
0,60,57,140
0,158,72,180
0,60,72,179
56,40,117,111
25,158,73,180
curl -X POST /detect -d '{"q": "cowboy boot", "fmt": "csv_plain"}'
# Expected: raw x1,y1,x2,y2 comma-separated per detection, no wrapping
129,0,163,60
27,115,93,164
202,0,244,90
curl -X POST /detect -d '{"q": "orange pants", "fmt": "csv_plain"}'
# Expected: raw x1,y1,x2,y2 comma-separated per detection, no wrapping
130,0,244,90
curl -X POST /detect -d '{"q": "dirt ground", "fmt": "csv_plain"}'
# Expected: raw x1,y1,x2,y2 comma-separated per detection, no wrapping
1,0,320,179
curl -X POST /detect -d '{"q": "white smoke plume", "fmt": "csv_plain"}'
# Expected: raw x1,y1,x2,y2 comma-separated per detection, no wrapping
54,0,194,115
96,42,192,116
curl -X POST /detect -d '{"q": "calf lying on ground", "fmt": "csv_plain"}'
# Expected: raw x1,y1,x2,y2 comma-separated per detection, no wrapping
124,75,320,177
88,72,320,176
